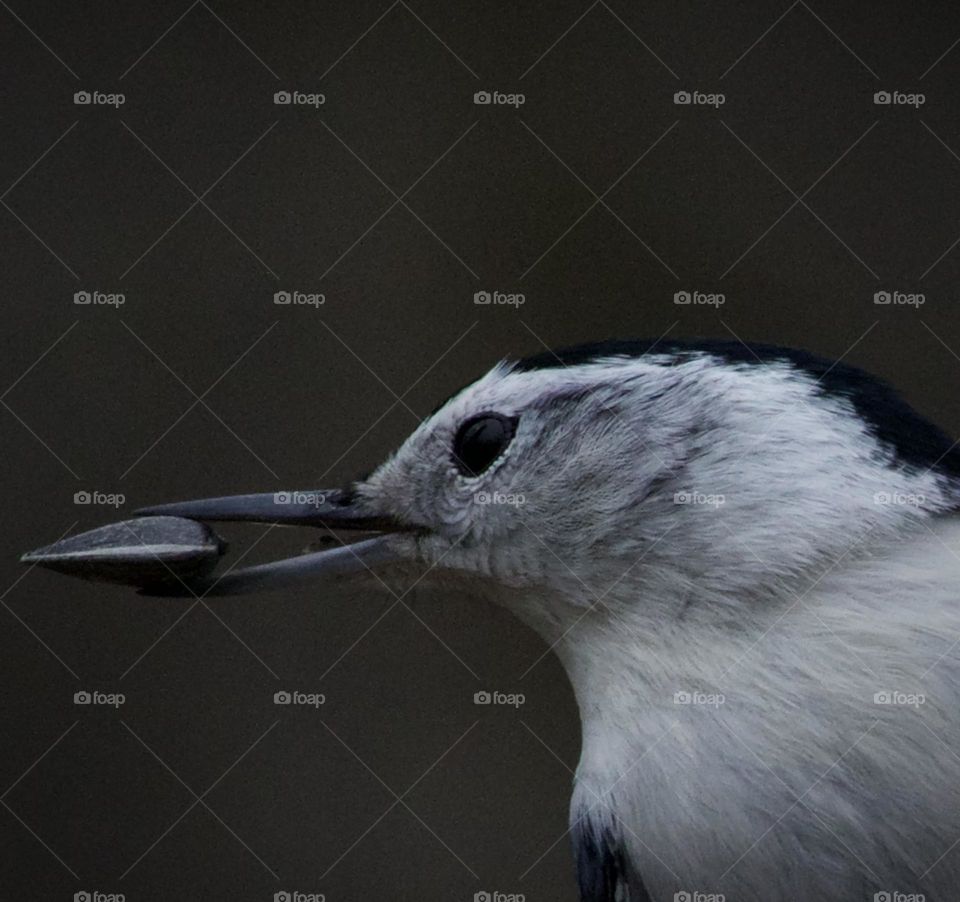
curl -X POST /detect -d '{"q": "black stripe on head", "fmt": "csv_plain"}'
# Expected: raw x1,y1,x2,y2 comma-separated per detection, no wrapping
515,339,960,477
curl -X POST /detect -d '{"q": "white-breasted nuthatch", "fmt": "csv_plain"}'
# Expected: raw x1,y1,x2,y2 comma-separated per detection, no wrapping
23,339,960,901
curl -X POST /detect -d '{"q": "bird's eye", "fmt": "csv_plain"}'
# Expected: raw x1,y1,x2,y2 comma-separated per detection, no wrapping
452,413,518,477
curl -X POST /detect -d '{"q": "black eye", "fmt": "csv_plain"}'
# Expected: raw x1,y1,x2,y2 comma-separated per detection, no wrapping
452,413,518,477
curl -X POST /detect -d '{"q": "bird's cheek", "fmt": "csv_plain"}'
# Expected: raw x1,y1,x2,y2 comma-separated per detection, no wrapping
432,487,478,530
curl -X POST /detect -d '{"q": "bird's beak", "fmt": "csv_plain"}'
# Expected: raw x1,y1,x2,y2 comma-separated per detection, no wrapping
21,487,414,597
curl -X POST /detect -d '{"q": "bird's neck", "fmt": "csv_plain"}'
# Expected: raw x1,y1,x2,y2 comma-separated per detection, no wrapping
509,579,744,773
516,518,960,900
556,607,725,759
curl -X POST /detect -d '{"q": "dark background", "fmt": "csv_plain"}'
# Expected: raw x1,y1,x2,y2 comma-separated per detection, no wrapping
3,1,960,899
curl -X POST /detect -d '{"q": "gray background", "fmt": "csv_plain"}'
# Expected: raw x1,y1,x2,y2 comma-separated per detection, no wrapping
3,1,960,899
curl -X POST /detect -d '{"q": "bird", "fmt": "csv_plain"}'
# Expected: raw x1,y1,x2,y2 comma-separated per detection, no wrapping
23,338,960,901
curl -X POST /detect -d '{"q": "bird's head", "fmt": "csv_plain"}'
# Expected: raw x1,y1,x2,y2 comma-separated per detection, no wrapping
24,340,960,647
347,340,960,636
24,340,960,902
